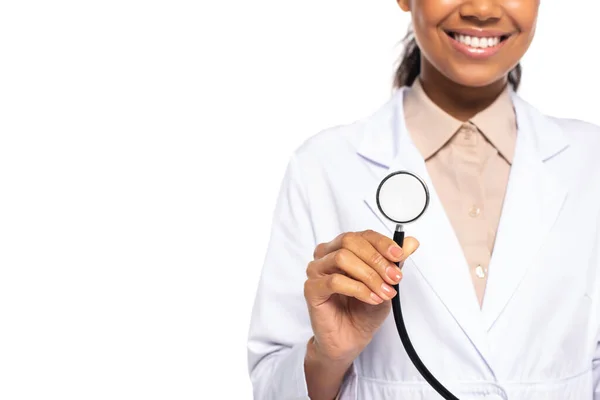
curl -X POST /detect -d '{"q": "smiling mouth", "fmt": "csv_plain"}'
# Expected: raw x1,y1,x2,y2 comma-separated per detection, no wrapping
444,30,512,50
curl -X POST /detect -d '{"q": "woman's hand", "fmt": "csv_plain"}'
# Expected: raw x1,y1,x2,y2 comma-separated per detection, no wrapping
304,230,419,363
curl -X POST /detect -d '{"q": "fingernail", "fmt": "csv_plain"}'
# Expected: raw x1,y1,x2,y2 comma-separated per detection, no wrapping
389,245,403,259
381,283,397,298
370,292,384,304
386,266,403,282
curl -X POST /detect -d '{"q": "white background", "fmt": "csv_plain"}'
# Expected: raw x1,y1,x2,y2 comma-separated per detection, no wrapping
0,1,598,399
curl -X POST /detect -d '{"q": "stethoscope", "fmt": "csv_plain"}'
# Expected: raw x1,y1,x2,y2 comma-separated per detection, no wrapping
376,170,460,400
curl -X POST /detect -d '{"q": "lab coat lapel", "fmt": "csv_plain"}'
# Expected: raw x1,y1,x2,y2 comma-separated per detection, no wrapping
360,88,493,366
481,94,569,330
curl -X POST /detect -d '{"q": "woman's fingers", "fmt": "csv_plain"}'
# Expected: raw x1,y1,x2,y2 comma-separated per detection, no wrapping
304,273,384,307
314,231,395,260
309,248,398,300
349,232,403,283
313,231,402,285
358,230,405,263
307,230,421,305
315,230,418,263
359,230,420,266
311,230,420,279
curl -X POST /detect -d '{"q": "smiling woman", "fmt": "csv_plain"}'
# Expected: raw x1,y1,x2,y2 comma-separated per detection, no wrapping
247,0,600,399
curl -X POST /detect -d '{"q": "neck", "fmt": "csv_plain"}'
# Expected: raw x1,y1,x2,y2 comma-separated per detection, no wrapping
419,58,509,122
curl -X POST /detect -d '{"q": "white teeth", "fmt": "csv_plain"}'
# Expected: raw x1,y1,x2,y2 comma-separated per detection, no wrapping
454,34,502,49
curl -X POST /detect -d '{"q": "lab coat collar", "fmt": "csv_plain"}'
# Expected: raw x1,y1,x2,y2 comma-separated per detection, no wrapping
358,87,569,370
357,87,569,169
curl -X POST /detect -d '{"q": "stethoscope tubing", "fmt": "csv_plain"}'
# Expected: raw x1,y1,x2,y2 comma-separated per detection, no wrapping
392,228,460,400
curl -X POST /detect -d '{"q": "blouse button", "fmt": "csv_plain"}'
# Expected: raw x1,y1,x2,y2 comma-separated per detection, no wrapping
475,265,487,279
468,205,481,217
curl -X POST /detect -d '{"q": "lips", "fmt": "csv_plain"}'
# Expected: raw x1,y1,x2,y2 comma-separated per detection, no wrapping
443,29,514,59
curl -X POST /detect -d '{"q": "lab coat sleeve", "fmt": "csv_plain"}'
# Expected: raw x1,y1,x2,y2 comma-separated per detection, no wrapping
247,153,317,400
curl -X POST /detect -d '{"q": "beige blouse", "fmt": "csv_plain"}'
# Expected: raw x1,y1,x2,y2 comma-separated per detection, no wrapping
403,79,517,307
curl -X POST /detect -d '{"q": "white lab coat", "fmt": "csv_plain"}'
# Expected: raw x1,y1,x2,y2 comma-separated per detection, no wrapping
247,87,600,399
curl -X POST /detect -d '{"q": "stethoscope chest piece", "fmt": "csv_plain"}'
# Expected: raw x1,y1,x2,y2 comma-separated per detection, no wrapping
376,170,430,226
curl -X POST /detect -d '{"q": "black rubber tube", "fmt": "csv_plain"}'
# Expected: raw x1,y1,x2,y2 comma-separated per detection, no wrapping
392,229,460,400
